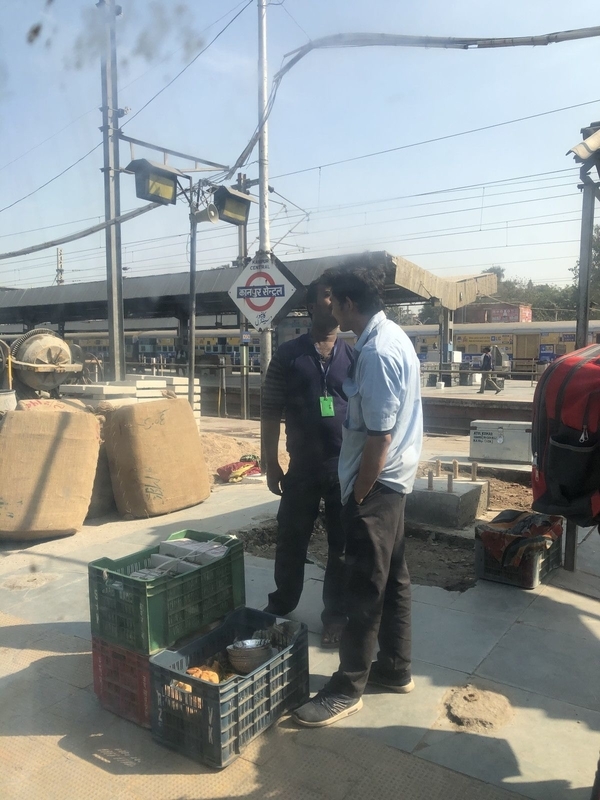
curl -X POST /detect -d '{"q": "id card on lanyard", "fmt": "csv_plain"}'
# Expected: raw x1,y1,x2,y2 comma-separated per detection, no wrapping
316,342,336,417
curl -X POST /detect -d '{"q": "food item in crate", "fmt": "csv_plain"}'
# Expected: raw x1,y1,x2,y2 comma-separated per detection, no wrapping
186,666,220,684
166,681,203,715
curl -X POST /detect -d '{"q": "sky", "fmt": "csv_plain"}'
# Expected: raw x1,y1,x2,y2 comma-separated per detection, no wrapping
0,0,598,295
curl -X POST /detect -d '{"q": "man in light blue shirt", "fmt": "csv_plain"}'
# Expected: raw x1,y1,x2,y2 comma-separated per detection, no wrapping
294,265,423,728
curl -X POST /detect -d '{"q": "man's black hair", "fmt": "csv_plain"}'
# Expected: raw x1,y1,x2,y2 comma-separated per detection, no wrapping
482,346,491,353
305,279,320,310
320,265,386,315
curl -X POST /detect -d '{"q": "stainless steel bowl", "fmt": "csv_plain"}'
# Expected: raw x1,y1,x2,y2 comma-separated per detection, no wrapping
227,639,274,674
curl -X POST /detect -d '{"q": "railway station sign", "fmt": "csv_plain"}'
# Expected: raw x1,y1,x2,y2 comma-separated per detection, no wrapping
228,252,303,332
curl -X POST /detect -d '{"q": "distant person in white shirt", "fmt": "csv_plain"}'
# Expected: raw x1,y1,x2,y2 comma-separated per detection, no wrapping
293,265,423,728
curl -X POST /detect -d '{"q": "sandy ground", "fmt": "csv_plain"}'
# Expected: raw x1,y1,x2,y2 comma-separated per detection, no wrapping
201,430,532,592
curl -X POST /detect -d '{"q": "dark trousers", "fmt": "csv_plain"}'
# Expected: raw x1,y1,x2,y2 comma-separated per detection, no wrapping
326,483,411,698
267,470,346,626
478,371,501,392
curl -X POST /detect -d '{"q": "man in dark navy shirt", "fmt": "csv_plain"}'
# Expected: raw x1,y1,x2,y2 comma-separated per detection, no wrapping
478,346,502,394
262,279,354,647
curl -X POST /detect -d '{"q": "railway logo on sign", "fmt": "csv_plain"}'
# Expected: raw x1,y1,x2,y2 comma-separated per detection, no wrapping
228,253,301,331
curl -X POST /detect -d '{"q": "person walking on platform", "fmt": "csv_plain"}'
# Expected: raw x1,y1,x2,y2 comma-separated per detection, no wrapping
478,346,502,394
262,279,354,648
293,265,423,727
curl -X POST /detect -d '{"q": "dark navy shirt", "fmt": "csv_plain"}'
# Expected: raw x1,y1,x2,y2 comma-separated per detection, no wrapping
261,333,354,474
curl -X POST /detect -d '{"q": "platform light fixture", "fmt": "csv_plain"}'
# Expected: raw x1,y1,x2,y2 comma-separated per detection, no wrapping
126,159,188,205
212,186,255,226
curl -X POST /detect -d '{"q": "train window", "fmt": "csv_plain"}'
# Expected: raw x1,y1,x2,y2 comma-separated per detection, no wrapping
419,346,428,354
217,337,226,345
233,346,239,352
249,346,254,353
226,346,232,353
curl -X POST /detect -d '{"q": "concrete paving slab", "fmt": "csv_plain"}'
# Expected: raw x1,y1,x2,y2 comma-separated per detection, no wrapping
14,575,89,624
332,660,469,753
289,577,326,635
449,580,543,623
411,600,513,673
550,567,600,601
415,676,600,800
411,584,462,608
476,622,600,712
578,532,600,578
245,561,275,609
517,583,600,638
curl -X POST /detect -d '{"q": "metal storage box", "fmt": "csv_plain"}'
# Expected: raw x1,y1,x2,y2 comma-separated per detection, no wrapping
469,420,531,464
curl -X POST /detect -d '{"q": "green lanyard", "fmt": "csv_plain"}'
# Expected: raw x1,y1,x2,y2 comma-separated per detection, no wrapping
315,343,336,417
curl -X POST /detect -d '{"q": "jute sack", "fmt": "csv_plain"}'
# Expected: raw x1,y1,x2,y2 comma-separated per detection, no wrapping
16,398,89,413
14,397,116,519
104,398,210,518
0,410,100,540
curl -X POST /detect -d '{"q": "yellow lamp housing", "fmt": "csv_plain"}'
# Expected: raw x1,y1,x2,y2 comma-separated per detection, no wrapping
126,159,186,205
212,186,255,226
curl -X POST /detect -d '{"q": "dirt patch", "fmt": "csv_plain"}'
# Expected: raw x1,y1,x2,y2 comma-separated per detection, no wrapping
2,573,60,591
200,432,289,483
444,684,514,733
234,513,476,593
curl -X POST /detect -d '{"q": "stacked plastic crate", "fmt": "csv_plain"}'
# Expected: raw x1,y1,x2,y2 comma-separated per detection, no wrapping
88,530,245,728
88,529,310,767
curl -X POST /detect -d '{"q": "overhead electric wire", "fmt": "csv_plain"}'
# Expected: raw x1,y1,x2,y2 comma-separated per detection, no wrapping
3,209,582,283
0,143,103,216
228,19,600,177
121,0,253,128
270,100,600,179
0,1,251,175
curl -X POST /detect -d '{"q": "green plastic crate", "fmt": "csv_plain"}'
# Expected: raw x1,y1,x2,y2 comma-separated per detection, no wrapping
89,531,245,655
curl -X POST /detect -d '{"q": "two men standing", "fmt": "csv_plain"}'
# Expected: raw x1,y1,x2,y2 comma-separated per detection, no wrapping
263,264,423,728
262,280,353,648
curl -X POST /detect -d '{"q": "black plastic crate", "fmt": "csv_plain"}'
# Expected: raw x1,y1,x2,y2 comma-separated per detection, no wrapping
149,607,309,769
475,535,562,589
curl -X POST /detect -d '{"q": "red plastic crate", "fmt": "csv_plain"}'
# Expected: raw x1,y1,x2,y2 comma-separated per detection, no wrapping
92,637,151,728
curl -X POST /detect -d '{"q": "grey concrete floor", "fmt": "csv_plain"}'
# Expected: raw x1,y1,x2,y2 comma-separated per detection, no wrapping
0,481,599,799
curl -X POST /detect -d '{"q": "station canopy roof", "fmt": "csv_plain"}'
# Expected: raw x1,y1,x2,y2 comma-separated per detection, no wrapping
0,251,496,327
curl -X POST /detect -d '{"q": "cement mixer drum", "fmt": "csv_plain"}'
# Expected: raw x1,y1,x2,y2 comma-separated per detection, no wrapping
10,329,83,391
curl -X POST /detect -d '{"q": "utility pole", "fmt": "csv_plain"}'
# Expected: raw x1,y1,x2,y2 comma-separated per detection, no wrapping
576,172,596,350
188,200,198,408
99,0,125,380
237,172,250,420
56,248,64,285
258,0,272,381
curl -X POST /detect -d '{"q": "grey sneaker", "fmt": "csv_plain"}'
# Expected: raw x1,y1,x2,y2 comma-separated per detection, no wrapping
292,691,363,727
367,662,415,694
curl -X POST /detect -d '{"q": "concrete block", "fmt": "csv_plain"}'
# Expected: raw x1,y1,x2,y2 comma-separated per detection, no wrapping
406,477,488,529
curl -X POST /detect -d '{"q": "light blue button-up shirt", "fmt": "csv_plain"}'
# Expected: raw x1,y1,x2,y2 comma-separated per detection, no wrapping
338,311,423,504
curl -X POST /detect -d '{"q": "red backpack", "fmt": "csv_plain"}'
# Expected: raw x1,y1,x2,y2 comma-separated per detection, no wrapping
532,344,600,526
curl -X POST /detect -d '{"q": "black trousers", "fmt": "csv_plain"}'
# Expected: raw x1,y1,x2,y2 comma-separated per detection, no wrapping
267,469,346,626
326,483,411,698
